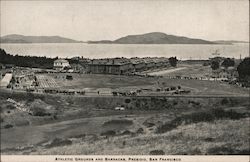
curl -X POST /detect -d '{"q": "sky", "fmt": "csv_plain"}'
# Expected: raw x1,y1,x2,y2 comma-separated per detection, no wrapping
1,0,249,42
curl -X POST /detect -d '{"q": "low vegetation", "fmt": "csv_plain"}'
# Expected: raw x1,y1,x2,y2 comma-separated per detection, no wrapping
0,90,249,155
45,138,72,149
102,119,133,126
156,108,246,133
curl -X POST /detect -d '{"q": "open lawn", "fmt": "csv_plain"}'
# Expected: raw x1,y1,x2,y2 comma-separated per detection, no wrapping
37,72,249,96
44,73,156,90
158,78,249,96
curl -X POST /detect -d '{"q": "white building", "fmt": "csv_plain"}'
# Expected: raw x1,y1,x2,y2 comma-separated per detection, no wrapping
53,59,70,71
0,73,13,88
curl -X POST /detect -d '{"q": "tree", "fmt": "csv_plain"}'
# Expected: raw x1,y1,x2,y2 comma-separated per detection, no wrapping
237,57,250,81
221,58,235,68
0,48,55,69
169,57,178,67
211,61,220,70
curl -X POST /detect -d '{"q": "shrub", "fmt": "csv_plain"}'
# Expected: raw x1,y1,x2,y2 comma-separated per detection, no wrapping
6,104,15,110
125,98,131,104
68,134,86,139
156,108,245,133
4,124,13,129
27,93,35,102
221,98,229,105
45,138,72,148
136,128,144,134
31,107,49,116
103,120,133,126
100,130,116,137
207,146,235,155
149,150,165,155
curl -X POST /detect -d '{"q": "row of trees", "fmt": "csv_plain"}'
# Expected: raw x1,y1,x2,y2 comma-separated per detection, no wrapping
0,48,56,69
210,57,235,70
210,56,250,82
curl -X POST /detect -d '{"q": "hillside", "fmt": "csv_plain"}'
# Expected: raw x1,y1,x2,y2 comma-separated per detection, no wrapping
0,34,83,43
88,32,217,44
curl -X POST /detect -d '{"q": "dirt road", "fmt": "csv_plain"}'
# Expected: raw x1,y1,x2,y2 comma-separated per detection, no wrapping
147,67,187,76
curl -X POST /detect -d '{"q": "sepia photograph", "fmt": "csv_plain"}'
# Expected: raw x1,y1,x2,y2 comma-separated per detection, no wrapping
0,0,249,161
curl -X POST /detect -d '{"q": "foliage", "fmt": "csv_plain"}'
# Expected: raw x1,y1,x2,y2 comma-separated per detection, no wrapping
168,57,178,67
100,130,116,136
45,138,72,148
4,124,13,129
30,107,48,116
102,119,133,126
149,150,165,155
221,58,235,68
0,48,56,69
156,108,246,133
237,57,250,81
211,60,220,70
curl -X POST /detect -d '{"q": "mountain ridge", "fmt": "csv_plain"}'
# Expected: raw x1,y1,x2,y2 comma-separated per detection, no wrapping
0,34,83,43
88,32,217,44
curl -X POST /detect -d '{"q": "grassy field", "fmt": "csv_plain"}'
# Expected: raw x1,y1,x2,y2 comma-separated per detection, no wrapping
157,78,249,95
29,118,249,155
45,73,156,89
37,72,249,96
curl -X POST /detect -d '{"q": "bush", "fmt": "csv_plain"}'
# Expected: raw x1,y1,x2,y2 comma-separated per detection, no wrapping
221,98,229,105
207,146,235,155
149,150,165,155
6,104,15,110
27,93,35,102
125,98,131,104
45,138,72,148
136,128,144,134
100,130,116,137
156,108,245,133
31,107,49,116
103,120,133,126
4,124,13,129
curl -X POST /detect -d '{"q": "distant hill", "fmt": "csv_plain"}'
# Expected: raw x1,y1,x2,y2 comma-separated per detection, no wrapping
88,32,217,44
0,34,83,43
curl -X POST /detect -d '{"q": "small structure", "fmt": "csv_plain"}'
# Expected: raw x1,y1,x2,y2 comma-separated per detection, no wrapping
53,59,70,71
0,73,13,88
